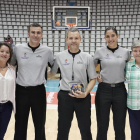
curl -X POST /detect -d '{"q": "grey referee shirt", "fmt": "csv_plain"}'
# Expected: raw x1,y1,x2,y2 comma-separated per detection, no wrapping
93,46,130,84
12,43,54,86
51,49,97,91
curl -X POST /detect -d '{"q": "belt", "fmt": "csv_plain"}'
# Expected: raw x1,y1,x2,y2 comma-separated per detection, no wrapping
101,82,124,87
0,100,8,104
60,90,70,92
16,84,44,89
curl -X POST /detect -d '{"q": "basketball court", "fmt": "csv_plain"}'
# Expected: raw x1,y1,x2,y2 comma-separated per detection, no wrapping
4,78,131,140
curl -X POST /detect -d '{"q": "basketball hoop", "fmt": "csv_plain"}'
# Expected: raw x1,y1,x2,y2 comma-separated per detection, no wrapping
53,6,90,29
67,23,76,28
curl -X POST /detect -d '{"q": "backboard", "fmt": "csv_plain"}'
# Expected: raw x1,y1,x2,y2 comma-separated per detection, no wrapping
52,6,90,29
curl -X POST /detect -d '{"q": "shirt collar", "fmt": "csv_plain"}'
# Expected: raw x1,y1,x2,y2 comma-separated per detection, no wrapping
68,49,81,55
130,59,138,67
28,43,40,52
107,44,119,52
7,64,12,70
68,49,81,58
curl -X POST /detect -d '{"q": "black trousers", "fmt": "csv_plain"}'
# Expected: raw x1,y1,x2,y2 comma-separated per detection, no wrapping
0,101,12,140
57,90,92,140
14,84,46,140
95,82,127,140
128,108,140,140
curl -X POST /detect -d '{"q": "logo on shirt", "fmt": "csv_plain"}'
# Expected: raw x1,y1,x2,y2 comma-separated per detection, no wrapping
63,59,70,65
21,53,29,59
116,55,122,58
104,54,111,59
36,55,42,58
77,61,83,64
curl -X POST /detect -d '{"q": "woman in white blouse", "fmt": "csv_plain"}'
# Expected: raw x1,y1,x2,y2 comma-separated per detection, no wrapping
0,42,15,140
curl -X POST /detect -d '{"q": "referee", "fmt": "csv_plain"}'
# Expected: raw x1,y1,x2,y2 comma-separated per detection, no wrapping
93,26,130,140
12,23,54,140
49,27,97,140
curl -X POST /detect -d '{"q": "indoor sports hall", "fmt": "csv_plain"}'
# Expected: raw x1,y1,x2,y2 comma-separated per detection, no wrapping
0,0,140,139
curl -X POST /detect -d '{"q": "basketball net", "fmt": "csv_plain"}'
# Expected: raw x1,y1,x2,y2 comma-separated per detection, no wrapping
67,23,76,28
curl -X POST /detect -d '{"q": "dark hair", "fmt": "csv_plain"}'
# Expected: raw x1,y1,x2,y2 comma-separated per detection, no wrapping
66,27,81,38
104,26,118,35
27,23,43,32
0,42,13,64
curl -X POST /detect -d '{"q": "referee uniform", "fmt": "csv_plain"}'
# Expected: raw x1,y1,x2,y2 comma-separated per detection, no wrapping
93,45,130,140
51,49,97,140
12,43,54,140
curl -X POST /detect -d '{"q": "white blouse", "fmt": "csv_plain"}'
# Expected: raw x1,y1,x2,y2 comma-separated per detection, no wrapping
0,65,16,113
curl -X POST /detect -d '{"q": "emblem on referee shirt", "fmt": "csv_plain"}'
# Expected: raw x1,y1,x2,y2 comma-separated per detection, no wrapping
116,55,122,58
36,55,42,58
21,53,29,59
77,61,83,64
104,54,111,59
63,59,70,65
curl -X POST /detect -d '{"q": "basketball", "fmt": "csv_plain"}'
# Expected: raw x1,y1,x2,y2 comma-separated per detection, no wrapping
56,21,60,26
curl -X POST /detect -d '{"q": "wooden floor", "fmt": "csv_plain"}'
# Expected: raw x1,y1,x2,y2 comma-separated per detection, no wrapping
5,109,131,140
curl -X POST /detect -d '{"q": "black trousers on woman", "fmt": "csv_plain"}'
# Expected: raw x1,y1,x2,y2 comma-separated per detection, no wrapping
0,101,12,140
14,84,46,140
57,90,92,140
95,82,127,140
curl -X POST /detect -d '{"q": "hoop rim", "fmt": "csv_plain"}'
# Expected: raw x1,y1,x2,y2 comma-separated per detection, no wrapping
66,23,77,28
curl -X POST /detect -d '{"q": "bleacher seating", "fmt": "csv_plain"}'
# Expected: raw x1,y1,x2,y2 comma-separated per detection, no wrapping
0,0,139,56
